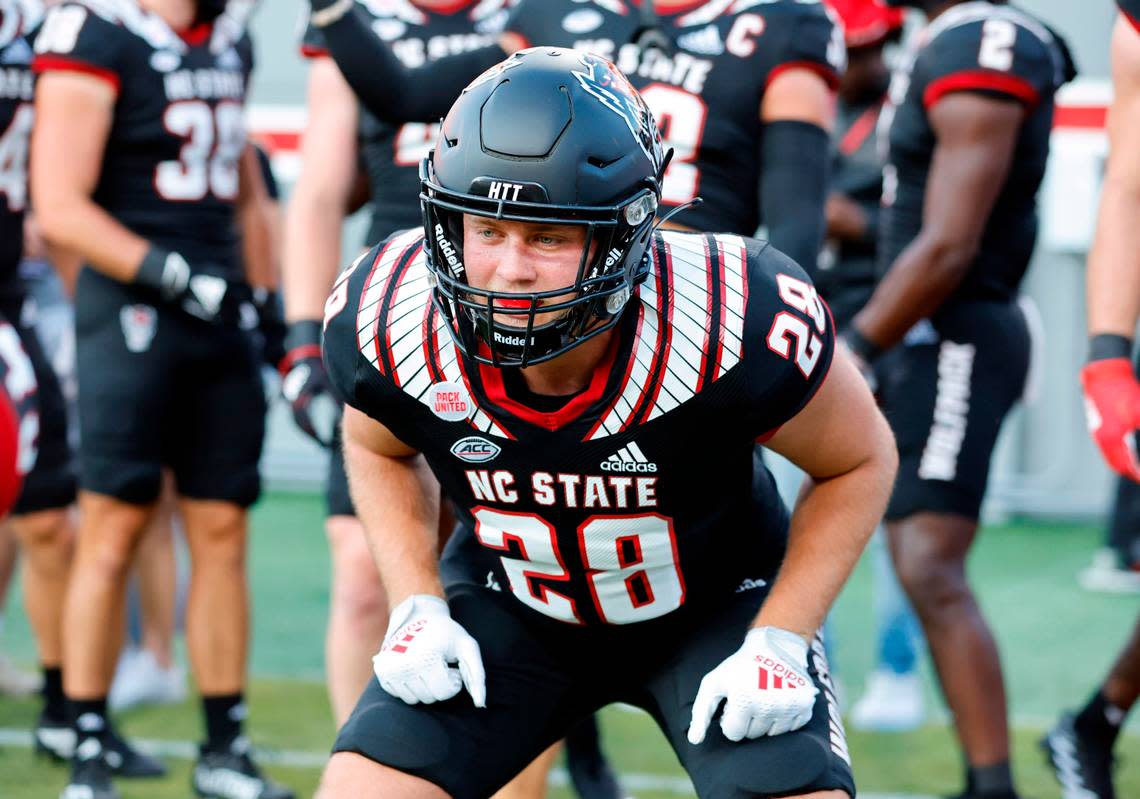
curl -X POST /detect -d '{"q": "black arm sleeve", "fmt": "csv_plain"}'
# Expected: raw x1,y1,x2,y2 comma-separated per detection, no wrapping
759,120,830,279
316,7,507,123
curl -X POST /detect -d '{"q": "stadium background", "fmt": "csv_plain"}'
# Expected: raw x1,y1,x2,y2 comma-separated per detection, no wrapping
2,1,1140,797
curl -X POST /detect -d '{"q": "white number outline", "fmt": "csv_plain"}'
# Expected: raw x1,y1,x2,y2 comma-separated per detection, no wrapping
766,273,826,378
639,83,709,206
577,512,685,625
472,507,686,625
392,122,439,167
978,19,1017,72
155,100,244,202
0,104,33,213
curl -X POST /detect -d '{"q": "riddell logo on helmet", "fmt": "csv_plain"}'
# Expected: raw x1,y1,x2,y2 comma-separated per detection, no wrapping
492,330,535,347
604,248,623,268
434,224,463,275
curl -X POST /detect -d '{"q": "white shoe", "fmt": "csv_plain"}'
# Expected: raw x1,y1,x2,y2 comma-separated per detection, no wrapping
109,648,187,712
1079,548,1140,594
0,653,40,697
849,669,926,732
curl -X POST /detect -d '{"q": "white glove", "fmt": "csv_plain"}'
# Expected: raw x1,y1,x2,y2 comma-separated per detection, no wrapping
687,626,818,744
372,595,486,707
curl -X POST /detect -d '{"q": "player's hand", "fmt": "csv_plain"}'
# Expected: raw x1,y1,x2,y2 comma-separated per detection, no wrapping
1081,355,1140,482
687,626,818,745
251,289,287,368
373,594,486,707
280,320,338,447
135,245,249,325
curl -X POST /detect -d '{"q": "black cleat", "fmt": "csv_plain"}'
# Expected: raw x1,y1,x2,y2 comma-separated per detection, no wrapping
1041,713,1116,799
101,728,166,778
565,717,627,799
192,738,296,799
34,710,76,763
59,737,120,799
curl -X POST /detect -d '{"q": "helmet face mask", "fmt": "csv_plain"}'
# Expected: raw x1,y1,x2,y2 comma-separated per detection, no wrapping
421,48,666,368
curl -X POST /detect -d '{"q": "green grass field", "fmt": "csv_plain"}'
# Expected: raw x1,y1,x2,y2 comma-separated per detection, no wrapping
1,491,1138,798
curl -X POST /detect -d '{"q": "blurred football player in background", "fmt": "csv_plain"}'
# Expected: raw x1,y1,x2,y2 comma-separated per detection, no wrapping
1041,2,1140,797
842,1,1076,797
818,0,928,734
32,0,291,796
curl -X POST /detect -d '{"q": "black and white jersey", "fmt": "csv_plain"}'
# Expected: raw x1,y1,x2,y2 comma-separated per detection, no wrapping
0,24,33,295
324,227,835,626
877,1,1075,304
300,0,509,244
32,0,254,276
502,0,843,235
1121,0,1140,33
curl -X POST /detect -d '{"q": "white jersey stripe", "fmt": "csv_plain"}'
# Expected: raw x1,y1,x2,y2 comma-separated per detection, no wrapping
356,230,422,372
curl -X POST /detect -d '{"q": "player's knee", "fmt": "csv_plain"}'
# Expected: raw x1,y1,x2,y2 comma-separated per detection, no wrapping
183,503,247,560
893,547,967,616
318,752,450,799
10,508,71,553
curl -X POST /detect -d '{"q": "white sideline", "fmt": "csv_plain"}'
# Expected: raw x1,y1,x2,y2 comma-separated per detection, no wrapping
0,726,936,797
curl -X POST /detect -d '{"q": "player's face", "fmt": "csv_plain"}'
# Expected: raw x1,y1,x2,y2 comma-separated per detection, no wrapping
462,216,595,329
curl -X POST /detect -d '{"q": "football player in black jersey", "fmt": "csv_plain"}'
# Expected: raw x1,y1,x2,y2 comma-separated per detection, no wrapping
281,3,564,796
306,0,844,274
1040,3,1140,798
316,48,897,799
30,1,292,798
841,2,1076,798
0,0,86,767
283,0,503,723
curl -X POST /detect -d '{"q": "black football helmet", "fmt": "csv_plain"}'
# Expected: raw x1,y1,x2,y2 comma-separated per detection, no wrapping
421,47,668,368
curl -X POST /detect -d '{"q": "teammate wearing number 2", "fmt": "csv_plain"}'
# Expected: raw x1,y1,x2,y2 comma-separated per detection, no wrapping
30,1,292,798
318,49,897,799
841,2,1075,798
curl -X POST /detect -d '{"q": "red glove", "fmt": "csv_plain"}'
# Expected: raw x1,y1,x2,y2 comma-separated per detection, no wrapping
1081,357,1140,482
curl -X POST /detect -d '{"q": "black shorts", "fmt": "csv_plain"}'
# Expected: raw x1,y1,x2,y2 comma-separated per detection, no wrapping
877,299,1029,521
334,582,854,799
74,270,265,507
0,295,76,514
326,412,356,518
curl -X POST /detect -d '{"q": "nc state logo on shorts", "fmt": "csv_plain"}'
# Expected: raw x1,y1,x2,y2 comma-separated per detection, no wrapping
120,305,157,354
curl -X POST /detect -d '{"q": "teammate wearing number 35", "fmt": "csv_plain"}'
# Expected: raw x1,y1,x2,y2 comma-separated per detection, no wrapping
318,49,897,799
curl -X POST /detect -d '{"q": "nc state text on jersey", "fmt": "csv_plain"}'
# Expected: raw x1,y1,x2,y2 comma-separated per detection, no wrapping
574,40,712,94
163,68,245,102
466,470,658,509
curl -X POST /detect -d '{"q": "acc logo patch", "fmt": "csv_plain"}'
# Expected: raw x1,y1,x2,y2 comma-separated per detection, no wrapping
120,305,157,354
450,436,501,463
428,381,472,422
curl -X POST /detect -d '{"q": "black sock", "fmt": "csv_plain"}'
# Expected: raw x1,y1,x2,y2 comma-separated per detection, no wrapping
202,693,246,752
41,666,64,719
968,761,1014,797
1074,690,1126,749
67,697,109,743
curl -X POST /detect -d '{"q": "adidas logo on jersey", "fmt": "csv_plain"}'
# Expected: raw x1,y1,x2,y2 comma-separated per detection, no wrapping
676,24,724,56
601,441,657,473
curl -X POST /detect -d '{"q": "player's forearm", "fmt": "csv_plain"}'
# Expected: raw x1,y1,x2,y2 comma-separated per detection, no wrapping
755,441,896,640
34,195,149,283
313,4,505,123
342,435,445,604
282,193,346,322
760,120,830,276
1087,173,1140,338
851,233,972,349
